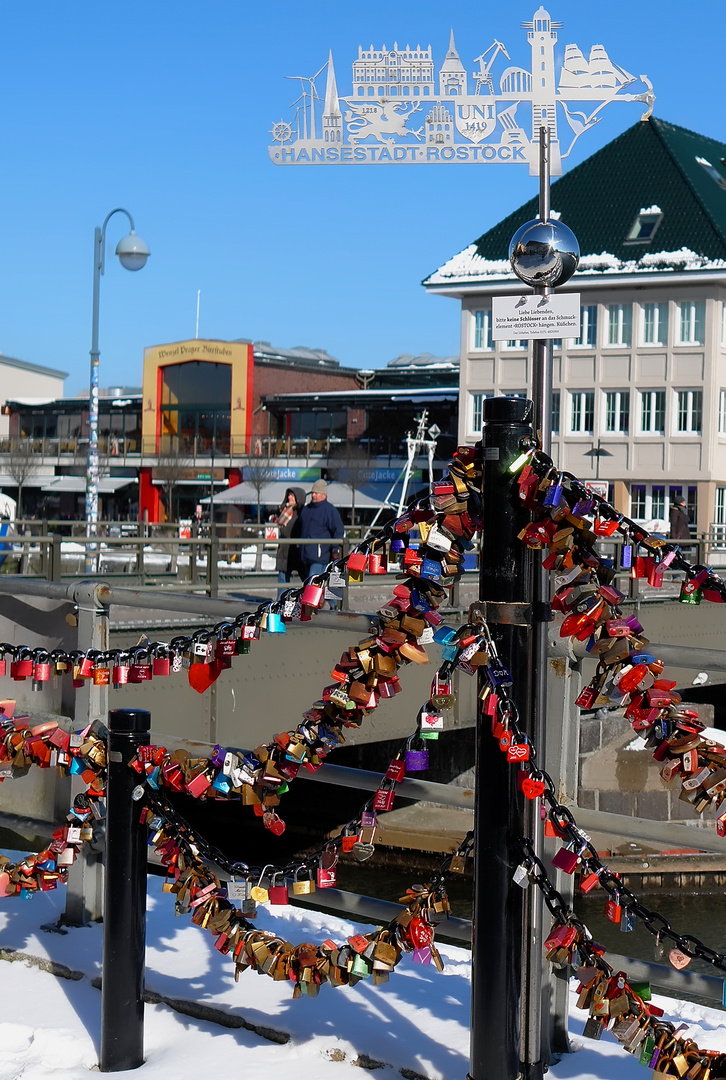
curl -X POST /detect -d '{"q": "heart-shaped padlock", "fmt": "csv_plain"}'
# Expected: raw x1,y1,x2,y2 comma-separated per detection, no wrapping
352,842,375,862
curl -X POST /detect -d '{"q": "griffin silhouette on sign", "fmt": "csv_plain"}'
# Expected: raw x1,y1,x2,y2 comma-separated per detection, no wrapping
344,101,424,145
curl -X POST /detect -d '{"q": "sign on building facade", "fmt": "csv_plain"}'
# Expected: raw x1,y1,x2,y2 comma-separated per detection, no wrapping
268,6,653,174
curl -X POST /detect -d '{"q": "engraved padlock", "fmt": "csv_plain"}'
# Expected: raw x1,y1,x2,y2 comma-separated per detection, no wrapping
292,867,316,895
112,654,130,686
316,845,338,889
373,778,396,812
385,753,406,783
215,626,237,661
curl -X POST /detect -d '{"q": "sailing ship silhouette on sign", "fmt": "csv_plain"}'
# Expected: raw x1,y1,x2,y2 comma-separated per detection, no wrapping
268,6,654,174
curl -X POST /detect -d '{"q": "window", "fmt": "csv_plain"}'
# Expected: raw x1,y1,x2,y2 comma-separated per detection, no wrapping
625,206,663,244
640,390,666,434
676,389,703,434
678,300,705,345
605,390,629,434
503,339,526,349
607,304,632,346
551,390,560,436
715,488,726,547
642,302,668,346
696,156,726,191
651,486,665,520
473,310,492,350
572,305,597,347
570,391,594,434
631,485,646,518
722,303,726,346
469,392,492,432
631,484,671,524
720,390,726,435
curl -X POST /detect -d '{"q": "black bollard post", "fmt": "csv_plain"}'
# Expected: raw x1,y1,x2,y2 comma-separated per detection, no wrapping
100,708,151,1073
469,396,534,1080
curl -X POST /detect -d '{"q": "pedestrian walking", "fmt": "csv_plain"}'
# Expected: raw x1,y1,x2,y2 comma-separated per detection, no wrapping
293,479,344,581
275,486,305,593
669,496,691,540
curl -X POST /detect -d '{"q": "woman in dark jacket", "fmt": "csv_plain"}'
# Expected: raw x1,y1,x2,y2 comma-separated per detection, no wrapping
275,486,305,588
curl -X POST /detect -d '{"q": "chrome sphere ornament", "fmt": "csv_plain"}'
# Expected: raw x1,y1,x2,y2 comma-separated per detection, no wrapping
508,217,579,288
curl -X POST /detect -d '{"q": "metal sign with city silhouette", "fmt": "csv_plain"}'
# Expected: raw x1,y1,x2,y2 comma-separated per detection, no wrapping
268,6,654,174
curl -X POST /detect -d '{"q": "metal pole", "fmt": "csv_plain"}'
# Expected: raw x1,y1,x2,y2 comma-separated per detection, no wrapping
85,223,103,571
100,707,150,1073
469,396,533,1080
64,583,110,926
521,125,552,1078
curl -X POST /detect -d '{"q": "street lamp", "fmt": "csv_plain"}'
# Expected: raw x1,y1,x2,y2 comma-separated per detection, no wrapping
583,439,613,481
86,209,149,565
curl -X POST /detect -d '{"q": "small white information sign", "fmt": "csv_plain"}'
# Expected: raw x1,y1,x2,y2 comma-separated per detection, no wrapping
492,293,580,340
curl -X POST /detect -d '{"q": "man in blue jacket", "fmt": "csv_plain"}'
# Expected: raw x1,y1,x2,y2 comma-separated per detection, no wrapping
294,479,345,581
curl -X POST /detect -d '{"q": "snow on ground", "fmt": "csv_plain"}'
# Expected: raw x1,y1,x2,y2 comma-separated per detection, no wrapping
0,866,724,1079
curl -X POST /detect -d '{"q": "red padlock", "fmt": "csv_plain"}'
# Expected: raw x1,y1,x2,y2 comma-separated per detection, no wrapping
367,551,387,574
152,654,171,676
385,757,406,782
77,655,94,678
268,876,289,905
373,780,396,812
301,580,325,607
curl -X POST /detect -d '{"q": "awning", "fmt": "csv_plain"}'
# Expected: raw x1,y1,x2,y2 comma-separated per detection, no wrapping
0,475,51,488
41,476,136,494
201,481,388,510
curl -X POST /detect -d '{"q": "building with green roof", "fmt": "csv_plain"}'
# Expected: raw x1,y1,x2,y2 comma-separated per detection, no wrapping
425,116,726,538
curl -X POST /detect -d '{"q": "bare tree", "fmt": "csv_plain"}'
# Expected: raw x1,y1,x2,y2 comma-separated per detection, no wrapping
244,456,277,524
5,439,39,519
155,454,193,523
328,441,371,527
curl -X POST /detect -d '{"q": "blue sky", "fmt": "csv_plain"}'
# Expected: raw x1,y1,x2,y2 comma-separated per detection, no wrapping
0,1,720,393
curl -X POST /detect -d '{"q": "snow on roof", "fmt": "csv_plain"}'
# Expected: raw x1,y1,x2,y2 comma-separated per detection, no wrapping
426,243,726,285
639,204,662,215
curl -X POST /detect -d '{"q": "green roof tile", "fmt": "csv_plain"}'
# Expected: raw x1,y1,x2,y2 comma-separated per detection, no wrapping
429,118,726,279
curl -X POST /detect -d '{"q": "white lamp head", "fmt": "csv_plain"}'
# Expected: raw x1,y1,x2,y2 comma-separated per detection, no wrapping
115,230,150,271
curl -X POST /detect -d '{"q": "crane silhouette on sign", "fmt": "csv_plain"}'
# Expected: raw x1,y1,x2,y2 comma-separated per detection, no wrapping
473,40,510,95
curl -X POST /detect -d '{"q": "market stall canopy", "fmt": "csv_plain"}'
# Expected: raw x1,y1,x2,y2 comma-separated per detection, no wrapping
201,481,389,509
40,476,135,493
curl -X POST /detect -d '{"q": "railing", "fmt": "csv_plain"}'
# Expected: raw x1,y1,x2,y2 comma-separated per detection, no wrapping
0,435,425,467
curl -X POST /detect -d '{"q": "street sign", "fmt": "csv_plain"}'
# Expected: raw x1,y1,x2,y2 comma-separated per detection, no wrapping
268,9,653,174
492,292,580,340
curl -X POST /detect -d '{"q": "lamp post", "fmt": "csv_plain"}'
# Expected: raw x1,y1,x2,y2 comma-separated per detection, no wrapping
86,209,149,570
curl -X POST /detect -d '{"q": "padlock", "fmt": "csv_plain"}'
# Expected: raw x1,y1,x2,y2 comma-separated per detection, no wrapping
385,754,406,782
404,734,429,772
268,874,289,905
112,657,130,686
543,472,564,507
317,864,337,888
551,840,585,874
92,666,110,686
14,653,33,680
266,607,286,634
152,649,171,676
606,891,622,923
292,868,316,895
32,653,51,691
373,779,396,812
215,635,237,660
301,579,325,608
346,550,368,583
367,550,387,574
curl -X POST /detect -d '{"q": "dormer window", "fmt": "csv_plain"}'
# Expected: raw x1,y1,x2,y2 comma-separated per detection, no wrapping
696,156,726,191
625,205,663,244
